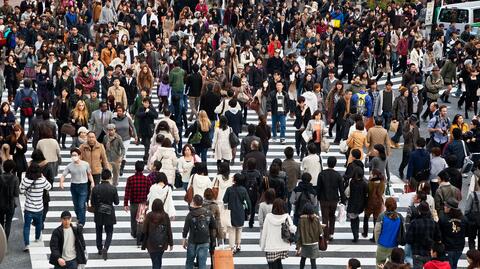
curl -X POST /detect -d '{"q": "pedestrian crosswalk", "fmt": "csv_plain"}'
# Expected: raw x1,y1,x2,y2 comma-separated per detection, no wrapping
17,72,467,269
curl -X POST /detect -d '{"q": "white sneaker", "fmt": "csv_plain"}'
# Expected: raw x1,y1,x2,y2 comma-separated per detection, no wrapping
35,235,42,242
23,245,29,252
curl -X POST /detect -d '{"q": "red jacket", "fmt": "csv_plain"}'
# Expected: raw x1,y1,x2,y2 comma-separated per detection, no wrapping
423,260,451,269
195,4,208,17
397,38,408,56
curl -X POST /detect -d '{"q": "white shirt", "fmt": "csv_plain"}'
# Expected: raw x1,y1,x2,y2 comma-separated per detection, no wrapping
62,227,77,261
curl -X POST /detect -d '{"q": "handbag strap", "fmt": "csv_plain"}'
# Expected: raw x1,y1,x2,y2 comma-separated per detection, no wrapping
462,140,468,157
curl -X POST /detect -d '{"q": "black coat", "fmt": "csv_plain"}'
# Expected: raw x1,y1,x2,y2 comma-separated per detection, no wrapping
185,120,212,148
267,90,290,115
346,179,368,214
199,91,221,121
91,181,119,226
243,150,267,175
317,168,346,204
225,109,242,135
8,137,27,172
294,106,311,129
136,105,158,138
0,112,16,138
223,185,251,227
186,72,203,97
49,225,87,266
121,77,138,106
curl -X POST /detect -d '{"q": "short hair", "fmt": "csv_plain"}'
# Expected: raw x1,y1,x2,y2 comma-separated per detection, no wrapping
431,242,446,257
452,128,462,140
101,169,112,180
375,117,383,126
327,156,337,168
156,172,168,185
233,173,246,185
135,160,145,172
385,197,397,212
247,124,256,134
162,138,172,148
204,188,214,200
301,172,312,183
24,79,32,88
152,160,162,171
431,147,442,157
194,162,208,175
193,194,203,206
348,258,361,269
264,188,276,204
228,98,237,108
355,121,364,131
438,170,450,182
351,149,361,160
284,147,294,159
307,143,317,154
3,160,15,173
416,137,426,148
70,148,81,155
390,248,405,264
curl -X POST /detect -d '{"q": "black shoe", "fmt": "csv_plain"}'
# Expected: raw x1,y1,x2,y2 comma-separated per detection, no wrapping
61,144,66,149
361,232,368,238
352,238,358,243
369,238,375,243
328,237,333,241
98,249,102,255
102,248,108,260
120,160,126,176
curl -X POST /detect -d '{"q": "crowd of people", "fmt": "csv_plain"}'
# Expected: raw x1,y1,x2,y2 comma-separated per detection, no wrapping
2,0,480,268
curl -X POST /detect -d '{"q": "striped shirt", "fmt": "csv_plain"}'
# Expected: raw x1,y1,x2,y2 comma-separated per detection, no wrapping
20,176,52,212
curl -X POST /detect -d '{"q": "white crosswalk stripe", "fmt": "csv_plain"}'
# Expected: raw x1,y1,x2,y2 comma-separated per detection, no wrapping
16,72,466,269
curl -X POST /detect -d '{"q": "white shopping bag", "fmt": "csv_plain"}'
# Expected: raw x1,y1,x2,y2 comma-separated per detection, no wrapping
337,204,346,224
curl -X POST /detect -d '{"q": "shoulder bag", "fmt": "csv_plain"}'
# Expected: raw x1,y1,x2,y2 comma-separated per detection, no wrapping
462,140,474,173
184,174,195,204
212,178,220,200
229,127,240,148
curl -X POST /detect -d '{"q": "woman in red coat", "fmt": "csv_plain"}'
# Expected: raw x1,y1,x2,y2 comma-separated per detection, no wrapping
267,35,282,58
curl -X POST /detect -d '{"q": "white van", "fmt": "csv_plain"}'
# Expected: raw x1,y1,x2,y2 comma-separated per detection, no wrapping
436,1,480,35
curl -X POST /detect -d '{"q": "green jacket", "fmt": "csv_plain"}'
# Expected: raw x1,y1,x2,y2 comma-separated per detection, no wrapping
169,67,186,94
296,215,322,248
85,98,101,117
440,60,456,84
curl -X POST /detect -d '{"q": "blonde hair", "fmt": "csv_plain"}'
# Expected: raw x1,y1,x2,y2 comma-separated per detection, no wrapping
72,100,89,125
198,110,211,132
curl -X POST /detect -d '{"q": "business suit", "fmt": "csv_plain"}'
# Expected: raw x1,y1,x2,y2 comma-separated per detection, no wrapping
89,109,114,142
121,76,138,108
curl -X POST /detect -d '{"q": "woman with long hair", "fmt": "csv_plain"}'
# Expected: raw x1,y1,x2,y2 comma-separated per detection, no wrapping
346,121,368,165
326,81,344,138
151,138,178,186
0,144,12,168
296,203,322,269
450,114,469,140
304,110,327,154
137,64,154,91
4,55,20,103
466,249,480,269
71,100,89,133
185,110,212,162
0,102,16,140
363,169,385,241
141,199,174,269
7,124,28,181
147,172,176,219
260,198,295,269
212,116,233,165
258,188,276,230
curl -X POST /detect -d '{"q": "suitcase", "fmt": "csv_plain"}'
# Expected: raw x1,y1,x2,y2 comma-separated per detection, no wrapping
213,244,234,269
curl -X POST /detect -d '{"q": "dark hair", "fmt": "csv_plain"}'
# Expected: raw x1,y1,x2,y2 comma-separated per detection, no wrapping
271,198,286,215
156,121,171,134
233,173,246,186
155,134,165,144
352,166,364,180
162,138,172,148
348,258,361,269
374,144,386,161
416,137,426,148
135,160,145,172
390,248,405,264
452,128,462,140
70,148,81,155
284,147,294,159
194,162,208,175
217,162,230,179
246,158,256,170
437,170,450,182
307,142,317,154
151,199,165,213
3,160,16,173
431,242,446,258
218,115,228,130
264,188,276,204
327,156,337,168
355,121,364,131
101,169,112,180
301,172,312,183
31,149,46,162
152,160,162,171
182,144,196,156
351,149,361,160
247,124,256,134
431,147,442,156
467,249,480,269
269,163,280,177
375,117,383,126
27,162,42,179
193,194,203,206
155,172,168,185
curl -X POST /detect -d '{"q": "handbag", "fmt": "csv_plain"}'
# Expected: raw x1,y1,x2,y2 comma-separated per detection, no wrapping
98,203,112,215
174,171,183,189
321,137,330,153
221,205,232,228
229,128,240,148
184,174,195,204
318,234,328,251
281,217,295,243
61,123,76,136
237,86,252,103
247,97,260,111
188,123,202,145
135,203,148,224
462,141,474,173
301,130,312,143
389,120,399,133
339,140,348,153
212,178,220,200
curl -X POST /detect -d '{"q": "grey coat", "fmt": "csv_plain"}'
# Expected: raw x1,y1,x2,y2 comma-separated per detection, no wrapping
89,109,114,138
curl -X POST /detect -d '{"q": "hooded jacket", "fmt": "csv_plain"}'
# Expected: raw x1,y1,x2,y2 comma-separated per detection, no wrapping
260,213,296,252
423,259,451,269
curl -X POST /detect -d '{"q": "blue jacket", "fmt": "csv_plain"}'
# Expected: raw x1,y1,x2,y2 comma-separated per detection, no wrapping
444,140,468,169
330,11,345,24
14,88,39,111
351,91,373,117
407,148,430,179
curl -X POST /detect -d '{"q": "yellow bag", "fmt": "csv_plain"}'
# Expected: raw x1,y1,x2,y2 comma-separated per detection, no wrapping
332,19,341,28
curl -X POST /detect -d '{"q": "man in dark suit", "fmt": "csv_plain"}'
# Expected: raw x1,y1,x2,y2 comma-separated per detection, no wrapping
121,69,138,108
243,140,267,175
274,15,290,43
332,89,353,143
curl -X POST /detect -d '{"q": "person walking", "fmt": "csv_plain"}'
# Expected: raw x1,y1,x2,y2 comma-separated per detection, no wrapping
89,101,114,143
91,169,119,260
0,160,18,240
182,195,217,269
290,173,317,226
438,198,467,269
184,110,212,163
111,105,137,175
374,197,405,268
124,161,152,245
260,198,296,269
20,162,52,251
212,116,233,165
346,166,368,243
49,211,87,269
223,173,251,254
60,148,95,226
142,199,174,269
7,124,28,182
317,156,346,241
187,163,212,200
151,139,177,186
296,203,323,269
147,172,176,219
136,97,159,162
363,169,386,242
177,144,200,190
79,131,111,188
103,124,125,186
242,158,262,228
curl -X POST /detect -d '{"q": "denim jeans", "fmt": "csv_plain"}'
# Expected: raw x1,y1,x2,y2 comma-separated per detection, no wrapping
23,210,43,246
20,115,33,131
447,250,462,269
186,242,209,269
194,145,208,163
382,111,393,131
149,251,165,269
271,113,286,138
54,259,78,269
70,183,88,225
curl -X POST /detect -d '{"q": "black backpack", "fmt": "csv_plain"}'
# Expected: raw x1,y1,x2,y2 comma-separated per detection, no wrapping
148,223,168,249
20,90,34,117
243,171,259,198
191,214,210,244
294,190,313,217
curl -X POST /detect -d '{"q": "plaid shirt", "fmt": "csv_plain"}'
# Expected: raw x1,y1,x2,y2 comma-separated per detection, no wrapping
405,216,442,257
124,172,151,206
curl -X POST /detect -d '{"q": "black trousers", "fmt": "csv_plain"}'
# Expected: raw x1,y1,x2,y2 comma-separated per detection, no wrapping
294,130,307,159
96,223,114,251
350,216,360,240
0,207,14,239
399,150,410,178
